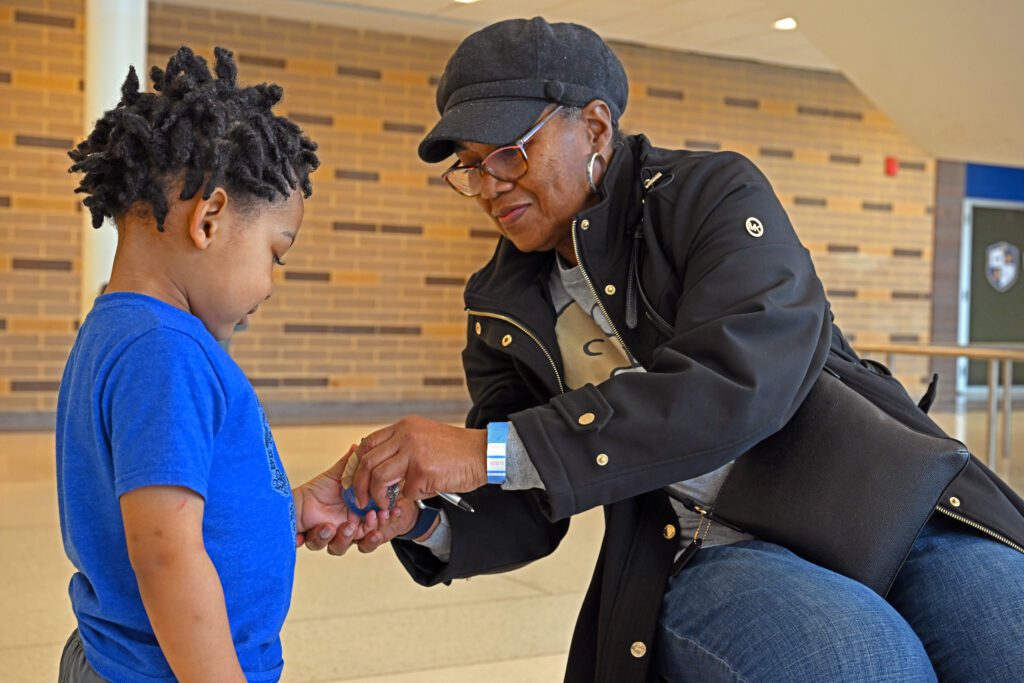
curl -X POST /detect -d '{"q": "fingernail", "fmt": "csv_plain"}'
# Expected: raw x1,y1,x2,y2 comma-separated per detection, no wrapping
342,526,354,537
319,527,333,540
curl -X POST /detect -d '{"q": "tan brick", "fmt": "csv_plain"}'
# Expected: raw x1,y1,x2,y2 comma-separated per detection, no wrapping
792,148,829,164
330,269,380,285
11,196,78,213
333,115,381,133
381,69,426,87
329,374,378,388
288,57,335,77
9,317,73,333
759,99,793,116
422,224,467,240
858,288,890,302
12,71,79,91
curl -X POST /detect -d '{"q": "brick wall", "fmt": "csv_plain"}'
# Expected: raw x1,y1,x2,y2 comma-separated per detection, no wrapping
0,1,938,427
0,0,83,427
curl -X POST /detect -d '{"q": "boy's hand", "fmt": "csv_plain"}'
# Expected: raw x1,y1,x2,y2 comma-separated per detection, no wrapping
294,445,360,549
293,446,405,555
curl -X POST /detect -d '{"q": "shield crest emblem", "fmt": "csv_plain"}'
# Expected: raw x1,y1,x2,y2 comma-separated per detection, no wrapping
986,241,1020,292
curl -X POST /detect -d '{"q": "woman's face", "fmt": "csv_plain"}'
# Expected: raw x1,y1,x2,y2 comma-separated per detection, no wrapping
454,106,602,255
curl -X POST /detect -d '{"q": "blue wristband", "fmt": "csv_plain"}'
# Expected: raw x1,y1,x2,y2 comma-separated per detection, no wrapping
397,503,440,541
486,422,509,485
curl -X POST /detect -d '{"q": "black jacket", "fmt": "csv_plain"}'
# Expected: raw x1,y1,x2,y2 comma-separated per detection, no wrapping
394,135,1024,682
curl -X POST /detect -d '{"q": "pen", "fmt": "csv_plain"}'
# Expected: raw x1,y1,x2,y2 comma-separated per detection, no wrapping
436,491,475,513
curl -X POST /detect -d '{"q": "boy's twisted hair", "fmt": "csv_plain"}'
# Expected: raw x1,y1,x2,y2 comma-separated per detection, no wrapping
68,46,320,231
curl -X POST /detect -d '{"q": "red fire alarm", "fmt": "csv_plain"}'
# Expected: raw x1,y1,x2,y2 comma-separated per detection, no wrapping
885,156,899,176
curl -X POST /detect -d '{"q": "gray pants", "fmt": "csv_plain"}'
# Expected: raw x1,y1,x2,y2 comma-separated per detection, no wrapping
58,630,107,683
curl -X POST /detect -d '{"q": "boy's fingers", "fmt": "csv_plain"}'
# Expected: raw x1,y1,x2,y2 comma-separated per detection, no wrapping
326,522,360,556
303,524,334,551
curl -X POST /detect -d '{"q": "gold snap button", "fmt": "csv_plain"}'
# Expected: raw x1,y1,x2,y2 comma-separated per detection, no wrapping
474,322,482,335
604,284,616,296
596,453,609,466
501,334,512,347
663,524,676,540
578,412,595,426
580,219,590,230
949,496,961,507
630,641,647,658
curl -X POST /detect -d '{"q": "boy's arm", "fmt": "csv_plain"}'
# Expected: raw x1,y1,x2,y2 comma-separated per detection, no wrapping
121,485,246,683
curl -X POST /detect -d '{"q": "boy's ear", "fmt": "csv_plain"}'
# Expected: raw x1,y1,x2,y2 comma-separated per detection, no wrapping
186,187,228,250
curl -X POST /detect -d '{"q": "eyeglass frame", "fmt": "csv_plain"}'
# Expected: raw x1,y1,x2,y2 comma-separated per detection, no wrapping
441,104,565,197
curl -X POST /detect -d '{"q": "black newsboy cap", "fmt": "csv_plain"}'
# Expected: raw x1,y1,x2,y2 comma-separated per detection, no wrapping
417,17,628,163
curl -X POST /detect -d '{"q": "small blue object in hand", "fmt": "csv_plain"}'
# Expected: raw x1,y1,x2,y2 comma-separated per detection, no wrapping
342,486,380,518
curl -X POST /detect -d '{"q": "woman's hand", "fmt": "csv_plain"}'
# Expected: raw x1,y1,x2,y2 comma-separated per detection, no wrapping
350,416,487,510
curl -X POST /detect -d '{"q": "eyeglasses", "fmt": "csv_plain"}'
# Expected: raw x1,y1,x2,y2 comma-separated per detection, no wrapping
442,105,564,197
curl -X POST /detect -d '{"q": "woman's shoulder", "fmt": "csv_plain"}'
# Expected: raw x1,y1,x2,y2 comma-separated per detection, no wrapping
631,136,774,210
636,136,766,182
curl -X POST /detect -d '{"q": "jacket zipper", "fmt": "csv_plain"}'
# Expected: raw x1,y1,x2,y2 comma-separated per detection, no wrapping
571,217,638,364
935,505,1024,554
466,308,566,395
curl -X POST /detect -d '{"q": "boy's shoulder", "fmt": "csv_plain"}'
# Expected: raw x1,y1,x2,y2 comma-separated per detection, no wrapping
82,293,238,388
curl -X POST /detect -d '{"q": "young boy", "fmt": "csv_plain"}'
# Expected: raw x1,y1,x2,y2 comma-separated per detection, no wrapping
57,46,387,682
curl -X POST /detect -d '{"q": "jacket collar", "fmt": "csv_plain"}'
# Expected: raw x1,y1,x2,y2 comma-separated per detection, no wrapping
464,135,648,315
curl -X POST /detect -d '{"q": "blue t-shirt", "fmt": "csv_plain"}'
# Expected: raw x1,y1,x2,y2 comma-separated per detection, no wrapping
56,293,296,682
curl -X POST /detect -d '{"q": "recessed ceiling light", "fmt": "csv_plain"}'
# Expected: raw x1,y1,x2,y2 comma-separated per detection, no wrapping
773,17,798,30
454,0,481,4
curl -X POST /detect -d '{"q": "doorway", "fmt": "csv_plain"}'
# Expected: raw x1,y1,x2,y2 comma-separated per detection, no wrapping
957,200,1024,393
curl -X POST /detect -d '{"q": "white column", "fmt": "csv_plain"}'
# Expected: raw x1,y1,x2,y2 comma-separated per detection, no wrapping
80,0,147,317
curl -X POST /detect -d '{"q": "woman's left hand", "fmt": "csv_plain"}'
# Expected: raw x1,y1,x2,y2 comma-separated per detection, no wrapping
350,416,487,511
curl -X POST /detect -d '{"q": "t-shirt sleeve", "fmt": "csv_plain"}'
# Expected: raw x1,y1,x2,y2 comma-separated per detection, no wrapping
102,328,228,499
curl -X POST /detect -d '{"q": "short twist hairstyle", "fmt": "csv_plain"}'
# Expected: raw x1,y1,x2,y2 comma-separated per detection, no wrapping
69,45,320,231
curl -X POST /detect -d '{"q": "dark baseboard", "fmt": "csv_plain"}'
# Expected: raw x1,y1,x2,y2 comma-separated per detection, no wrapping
0,411,55,431
259,399,472,425
0,400,472,433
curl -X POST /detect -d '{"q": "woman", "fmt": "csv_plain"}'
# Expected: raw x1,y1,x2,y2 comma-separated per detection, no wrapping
333,17,1024,682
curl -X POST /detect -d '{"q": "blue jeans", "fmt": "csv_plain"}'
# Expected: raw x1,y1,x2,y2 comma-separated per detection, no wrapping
656,516,1024,682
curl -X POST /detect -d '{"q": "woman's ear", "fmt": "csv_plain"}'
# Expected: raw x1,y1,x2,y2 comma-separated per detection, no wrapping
186,187,228,251
582,100,615,155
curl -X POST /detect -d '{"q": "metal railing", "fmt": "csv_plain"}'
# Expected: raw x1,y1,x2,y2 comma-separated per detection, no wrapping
854,343,1024,476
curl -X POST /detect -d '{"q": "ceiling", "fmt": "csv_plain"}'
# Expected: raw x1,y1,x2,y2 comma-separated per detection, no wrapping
188,0,838,70
179,0,1024,167
775,0,1024,167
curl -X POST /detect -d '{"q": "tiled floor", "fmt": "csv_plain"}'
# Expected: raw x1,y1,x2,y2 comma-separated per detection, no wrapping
1,409,1021,682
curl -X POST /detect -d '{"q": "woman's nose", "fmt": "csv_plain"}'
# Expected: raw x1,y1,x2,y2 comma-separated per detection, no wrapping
478,171,512,200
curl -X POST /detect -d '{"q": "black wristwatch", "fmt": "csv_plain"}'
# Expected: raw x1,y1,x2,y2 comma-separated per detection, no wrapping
396,501,441,541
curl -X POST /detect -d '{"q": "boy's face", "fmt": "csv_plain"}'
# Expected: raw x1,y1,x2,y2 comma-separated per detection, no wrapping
187,188,305,340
